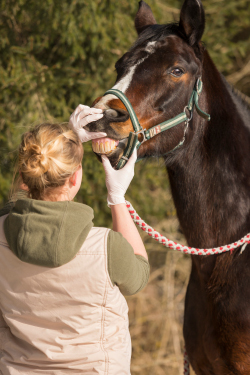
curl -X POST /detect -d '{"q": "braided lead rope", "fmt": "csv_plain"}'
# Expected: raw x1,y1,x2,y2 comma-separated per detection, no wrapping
125,201,250,255
126,199,250,375
184,349,190,375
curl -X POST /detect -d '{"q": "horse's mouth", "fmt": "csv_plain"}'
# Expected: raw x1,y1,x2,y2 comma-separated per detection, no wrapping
92,137,119,155
92,137,128,166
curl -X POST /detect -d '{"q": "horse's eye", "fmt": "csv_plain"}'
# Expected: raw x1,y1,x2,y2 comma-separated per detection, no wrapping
171,68,184,77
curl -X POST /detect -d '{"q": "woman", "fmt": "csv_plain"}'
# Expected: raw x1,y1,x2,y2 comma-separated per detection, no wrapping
0,105,149,375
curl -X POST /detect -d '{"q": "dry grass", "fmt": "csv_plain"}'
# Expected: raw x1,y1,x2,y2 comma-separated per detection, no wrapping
127,216,196,375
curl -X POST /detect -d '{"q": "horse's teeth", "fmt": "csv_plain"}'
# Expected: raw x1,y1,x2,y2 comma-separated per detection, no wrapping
92,138,118,154
93,143,98,153
104,141,109,153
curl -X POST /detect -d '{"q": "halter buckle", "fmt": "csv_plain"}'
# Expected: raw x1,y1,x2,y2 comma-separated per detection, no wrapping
134,128,147,144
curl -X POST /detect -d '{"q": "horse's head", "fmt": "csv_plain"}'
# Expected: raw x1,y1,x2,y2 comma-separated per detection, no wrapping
86,0,206,168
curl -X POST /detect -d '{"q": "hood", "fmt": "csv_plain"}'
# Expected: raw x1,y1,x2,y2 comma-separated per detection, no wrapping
4,198,94,268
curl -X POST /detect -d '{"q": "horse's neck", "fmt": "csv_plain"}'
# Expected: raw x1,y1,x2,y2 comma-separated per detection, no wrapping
166,52,250,254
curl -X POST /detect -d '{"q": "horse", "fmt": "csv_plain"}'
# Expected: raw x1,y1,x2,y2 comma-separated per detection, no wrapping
86,0,250,373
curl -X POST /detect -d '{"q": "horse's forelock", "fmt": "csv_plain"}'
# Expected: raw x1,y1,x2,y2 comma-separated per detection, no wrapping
127,21,204,66
131,23,185,51
114,23,188,74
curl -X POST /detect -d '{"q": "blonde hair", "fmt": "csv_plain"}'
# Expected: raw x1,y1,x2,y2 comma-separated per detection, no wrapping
18,123,83,200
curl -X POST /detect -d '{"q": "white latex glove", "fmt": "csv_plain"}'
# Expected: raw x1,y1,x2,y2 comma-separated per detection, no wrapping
69,104,107,142
101,149,137,206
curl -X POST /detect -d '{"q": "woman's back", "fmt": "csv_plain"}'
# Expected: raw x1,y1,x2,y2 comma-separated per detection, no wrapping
0,207,131,375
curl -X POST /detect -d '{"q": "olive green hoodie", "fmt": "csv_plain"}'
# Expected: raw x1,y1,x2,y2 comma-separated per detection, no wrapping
0,195,149,296
4,198,93,268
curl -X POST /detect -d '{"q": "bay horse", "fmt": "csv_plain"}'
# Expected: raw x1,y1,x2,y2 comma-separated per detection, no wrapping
87,0,250,373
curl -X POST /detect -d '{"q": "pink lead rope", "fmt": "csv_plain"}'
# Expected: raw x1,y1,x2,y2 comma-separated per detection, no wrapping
125,200,250,375
126,201,250,256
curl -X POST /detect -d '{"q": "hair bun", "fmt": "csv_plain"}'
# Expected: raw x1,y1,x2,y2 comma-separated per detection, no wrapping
23,143,49,177
36,152,49,174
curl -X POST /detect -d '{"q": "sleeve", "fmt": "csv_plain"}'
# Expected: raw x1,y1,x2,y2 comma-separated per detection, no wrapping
0,189,28,217
107,230,150,296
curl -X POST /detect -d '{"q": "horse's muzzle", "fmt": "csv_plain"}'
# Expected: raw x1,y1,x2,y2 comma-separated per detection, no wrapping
85,109,130,167
84,108,129,137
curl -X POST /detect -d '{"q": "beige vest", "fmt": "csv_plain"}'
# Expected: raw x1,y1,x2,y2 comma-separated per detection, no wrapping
0,214,131,375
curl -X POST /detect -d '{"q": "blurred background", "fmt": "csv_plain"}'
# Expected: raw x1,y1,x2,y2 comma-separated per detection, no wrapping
0,0,250,374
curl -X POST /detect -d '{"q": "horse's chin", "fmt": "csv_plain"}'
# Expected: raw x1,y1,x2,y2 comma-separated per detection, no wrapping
92,137,128,168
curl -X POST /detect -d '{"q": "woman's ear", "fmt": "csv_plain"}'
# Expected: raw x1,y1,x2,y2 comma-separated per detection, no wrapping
69,171,77,187
19,171,29,191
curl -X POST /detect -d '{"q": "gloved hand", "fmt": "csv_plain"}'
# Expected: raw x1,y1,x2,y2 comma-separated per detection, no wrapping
69,104,107,142
101,149,137,206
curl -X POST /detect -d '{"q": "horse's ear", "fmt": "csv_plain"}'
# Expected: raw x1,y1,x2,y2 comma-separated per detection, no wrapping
179,0,205,46
135,1,157,35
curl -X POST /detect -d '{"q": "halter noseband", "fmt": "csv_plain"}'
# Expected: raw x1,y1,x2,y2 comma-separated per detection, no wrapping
104,78,210,170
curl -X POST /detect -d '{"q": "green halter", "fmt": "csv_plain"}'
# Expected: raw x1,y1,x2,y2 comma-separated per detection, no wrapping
104,78,210,170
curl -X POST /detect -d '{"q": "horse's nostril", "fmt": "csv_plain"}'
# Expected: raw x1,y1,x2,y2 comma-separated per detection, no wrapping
105,109,119,118
104,108,130,123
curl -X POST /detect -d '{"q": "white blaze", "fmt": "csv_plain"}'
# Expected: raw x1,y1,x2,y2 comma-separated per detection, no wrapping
94,41,157,109
145,41,156,54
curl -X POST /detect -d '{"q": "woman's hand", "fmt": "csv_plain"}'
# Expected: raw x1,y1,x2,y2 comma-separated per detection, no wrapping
69,104,107,142
101,149,137,206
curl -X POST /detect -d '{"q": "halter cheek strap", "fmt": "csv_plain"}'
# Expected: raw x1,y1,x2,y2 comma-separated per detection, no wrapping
104,78,210,170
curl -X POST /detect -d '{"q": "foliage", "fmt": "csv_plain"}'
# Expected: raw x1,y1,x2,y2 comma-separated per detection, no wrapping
0,0,250,228
0,0,138,203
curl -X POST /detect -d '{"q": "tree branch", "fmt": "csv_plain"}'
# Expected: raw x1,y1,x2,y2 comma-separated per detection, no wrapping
226,59,250,85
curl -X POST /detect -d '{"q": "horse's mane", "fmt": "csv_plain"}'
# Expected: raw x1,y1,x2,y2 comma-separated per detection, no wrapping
221,74,250,131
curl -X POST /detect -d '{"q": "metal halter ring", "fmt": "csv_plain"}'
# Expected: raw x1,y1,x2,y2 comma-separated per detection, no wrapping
134,128,147,144
184,106,193,123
